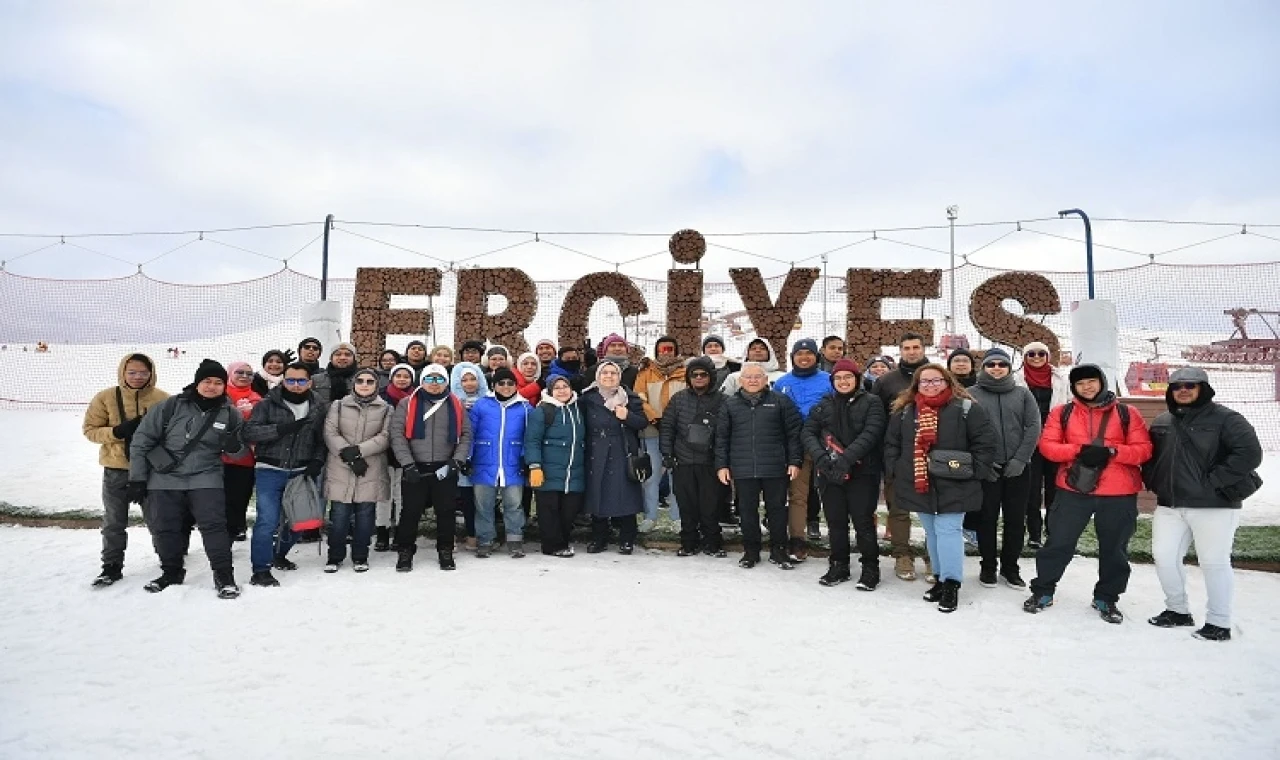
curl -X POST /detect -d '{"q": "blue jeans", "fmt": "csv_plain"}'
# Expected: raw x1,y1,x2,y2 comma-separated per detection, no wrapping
918,512,966,583
474,484,525,545
251,468,302,572
328,501,375,564
641,436,679,522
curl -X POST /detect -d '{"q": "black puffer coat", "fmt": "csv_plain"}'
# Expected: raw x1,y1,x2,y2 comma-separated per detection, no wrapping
1143,400,1262,508
714,389,803,479
883,398,997,514
801,389,887,478
660,384,727,466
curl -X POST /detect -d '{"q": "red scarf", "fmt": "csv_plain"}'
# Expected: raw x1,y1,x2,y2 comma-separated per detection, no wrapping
384,382,413,405
1023,362,1054,390
912,388,953,493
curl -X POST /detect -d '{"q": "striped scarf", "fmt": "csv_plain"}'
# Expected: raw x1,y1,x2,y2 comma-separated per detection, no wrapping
913,388,953,493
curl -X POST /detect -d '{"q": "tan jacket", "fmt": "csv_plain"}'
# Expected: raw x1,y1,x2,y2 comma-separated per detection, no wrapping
83,353,169,470
633,358,687,439
324,394,393,504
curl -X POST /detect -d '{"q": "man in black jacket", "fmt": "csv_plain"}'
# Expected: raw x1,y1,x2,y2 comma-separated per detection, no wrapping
661,356,728,557
715,363,803,570
872,331,931,580
1143,367,1263,642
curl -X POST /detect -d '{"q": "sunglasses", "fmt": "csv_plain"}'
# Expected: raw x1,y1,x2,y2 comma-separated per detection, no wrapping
1169,382,1199,392
495,379,517,387
354,378,377,386
1026,351,1048,358
233,370,254,377
283,378,309,386
689,371,710,379
422,375,447,384
985,361,1009,369
300,344,321,352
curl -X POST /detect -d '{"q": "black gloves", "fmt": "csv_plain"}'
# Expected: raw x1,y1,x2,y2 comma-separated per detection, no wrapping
349,458,369,477
112,416,142,441
662,455,677,470
1076,444,1113,467
126,481,147,505
402,464,424,483
281,348,297,364
339,446,362,464
279,417,310,436
304,460,323,479
451,459,471,476
816,451,850,482
1003,459,1027,479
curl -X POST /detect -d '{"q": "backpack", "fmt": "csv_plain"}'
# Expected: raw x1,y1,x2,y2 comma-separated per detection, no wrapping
1059,403,1130,438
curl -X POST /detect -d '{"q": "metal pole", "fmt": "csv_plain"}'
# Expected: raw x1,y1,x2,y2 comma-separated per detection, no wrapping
1058,208,1094,299
947,206,958,334
321,213,334,301
821,253,829,338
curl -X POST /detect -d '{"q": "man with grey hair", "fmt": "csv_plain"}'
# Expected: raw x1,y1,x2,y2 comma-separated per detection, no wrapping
1142,367,1262,642
715,362,803,569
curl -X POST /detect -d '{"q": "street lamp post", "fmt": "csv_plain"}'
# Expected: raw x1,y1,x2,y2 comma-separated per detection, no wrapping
1058,208,1094,299
947,205,959,334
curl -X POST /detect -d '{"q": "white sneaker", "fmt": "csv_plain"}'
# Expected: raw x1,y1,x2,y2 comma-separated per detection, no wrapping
323,563,339,573
353,562,369,573
638,519,656,534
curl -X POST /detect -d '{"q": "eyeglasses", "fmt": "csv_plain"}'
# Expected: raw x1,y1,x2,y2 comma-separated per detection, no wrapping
495,379,517,387
354,378,377,386
283,378,309,386
233,370,254,377
124,370,151,378
300,344,320,352
1169,382,1199,392
919,379,947,387
984,362,1009,369
422,375,447,384
833,373,857,382
1026,351,1048,358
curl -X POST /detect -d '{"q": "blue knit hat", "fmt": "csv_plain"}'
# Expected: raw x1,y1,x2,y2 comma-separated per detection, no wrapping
791,338,819,358
982,347,1012,365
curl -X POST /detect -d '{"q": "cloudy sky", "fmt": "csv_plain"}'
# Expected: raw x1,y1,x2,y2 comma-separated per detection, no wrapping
2,1,1278,285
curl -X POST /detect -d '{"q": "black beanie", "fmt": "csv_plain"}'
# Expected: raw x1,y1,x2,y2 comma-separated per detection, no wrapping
491,367,518,388
299,337,322,352
194,359,228,385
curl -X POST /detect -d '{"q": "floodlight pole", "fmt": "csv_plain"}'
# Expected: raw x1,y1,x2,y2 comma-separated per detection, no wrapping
1058,208,1094,299
321,213,334,301
947,205,958,333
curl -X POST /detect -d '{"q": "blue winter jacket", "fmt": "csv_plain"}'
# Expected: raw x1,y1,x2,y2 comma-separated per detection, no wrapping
468,393,531,487
523,392,587,493
773,370,831,419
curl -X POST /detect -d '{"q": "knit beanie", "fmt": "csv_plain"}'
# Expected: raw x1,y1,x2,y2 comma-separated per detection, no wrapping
298,337,322,353
194,359,228,384
702,335,725,352
982,347,1012,366
420,364,450,384
331,342,358,361
261,349,288,368
491,367,518,387
791,338,819,359
460,340,486,355
1023,341,1051,356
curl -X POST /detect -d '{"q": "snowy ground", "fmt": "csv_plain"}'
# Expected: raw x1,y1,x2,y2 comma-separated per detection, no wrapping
1,525,1278,759
7,409,1280,526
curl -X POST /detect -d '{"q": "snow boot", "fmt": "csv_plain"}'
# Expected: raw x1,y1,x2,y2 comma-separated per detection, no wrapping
739,547,761,569
144,570,185,593
396,548,414,572
374,527,390,552
438,549,457,570
92,563,123,588
922,581,945,603
768,546,794,570
818,560,851,587
250,571,279,587
1023,593,1054,613
213,569,240,599
1192,624,1231,642
272,555,298,571
618,542,635,555
938,580,961,613
855,567,881,591
979,568,998,588
1148,610,1195,628
586,541,607,554
895,556,916,581
788,537,808,563
1093,599,1124,624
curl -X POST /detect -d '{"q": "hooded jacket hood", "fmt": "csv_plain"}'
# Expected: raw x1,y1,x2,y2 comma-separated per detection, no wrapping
117,353,158,391
744,338,780,373
450,361,490,407
1164,366,1215,412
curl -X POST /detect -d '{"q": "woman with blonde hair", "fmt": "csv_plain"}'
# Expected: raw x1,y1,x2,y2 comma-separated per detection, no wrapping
883,364,997,613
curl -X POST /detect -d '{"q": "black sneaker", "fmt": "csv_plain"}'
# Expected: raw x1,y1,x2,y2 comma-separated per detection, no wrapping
1192,623,1231,642
1028,538,1043,549
438,550,456,571
855,568,880,591
938,580,960,613
922,582,945,603
1023,593,1054,613
233,532,247,542
806,521,821,540
586,542,608,554
818,561,851,587
272,556,298,571
769,547,795,570
250,571,279,587
144,572,184,593
395,550,414,572
1001,571,1027,589
979,569,998,588
677,545,698,557
213,569,240,599
618,543,634,556
374,527,390,552
739,553,760,569
92,564,123,588
1148,610,1195,628
712,548,727,558
1093,599,1124,624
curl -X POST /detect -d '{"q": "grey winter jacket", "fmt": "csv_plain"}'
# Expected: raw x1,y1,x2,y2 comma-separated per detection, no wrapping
1143,400,1263,508
324,394,393,504
390,392,474,467
968,374,1042,467
129,391,246,490
714,389,803,479
242,387,327,470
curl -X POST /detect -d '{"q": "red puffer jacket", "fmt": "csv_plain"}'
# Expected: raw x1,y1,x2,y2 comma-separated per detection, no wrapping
222,384,262,466
1039,395,1153,496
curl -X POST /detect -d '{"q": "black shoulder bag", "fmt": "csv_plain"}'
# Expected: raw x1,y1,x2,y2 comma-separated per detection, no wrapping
619,417,653,483
145,403,221,475
1065,408,1113,494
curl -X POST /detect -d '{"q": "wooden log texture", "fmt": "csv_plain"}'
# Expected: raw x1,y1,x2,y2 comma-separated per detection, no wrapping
557,272,650,351
729,267,820,371
350,267,442,367
968,271,1062,357
665,269,704,355
844,268,941,365
455,268,538,355
669,228,707,265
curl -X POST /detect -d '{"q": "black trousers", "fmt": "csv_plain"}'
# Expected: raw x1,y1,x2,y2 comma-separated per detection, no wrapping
591,515,638,546
736,477,788,555
148,488,233,576
821,475,880,568
397,466,458,553
1025,451,1059,542
672,464,725,550
978,471,1032,574
805,470,822,523
222,464,256,537
1030,491,1138,604
538,490,584,554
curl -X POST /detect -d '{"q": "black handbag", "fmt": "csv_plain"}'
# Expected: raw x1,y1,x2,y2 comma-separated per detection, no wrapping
684,414,714,451
927,449,975,480
1065,409,1113,494
620,419,653,483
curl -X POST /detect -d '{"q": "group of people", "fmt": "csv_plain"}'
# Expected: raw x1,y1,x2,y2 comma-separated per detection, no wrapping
81,330,1263,641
